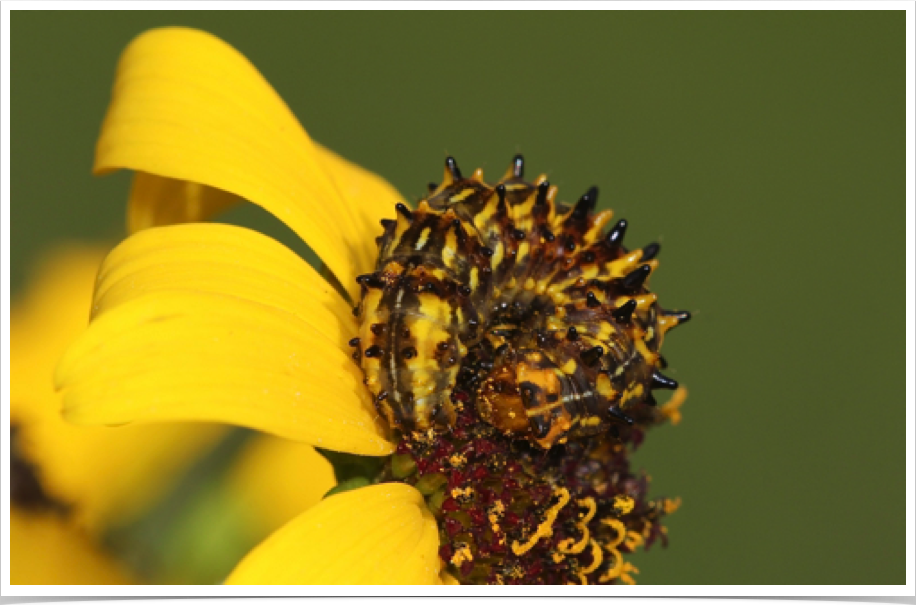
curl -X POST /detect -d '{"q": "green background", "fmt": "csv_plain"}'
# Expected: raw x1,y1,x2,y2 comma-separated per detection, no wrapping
12,11,905,584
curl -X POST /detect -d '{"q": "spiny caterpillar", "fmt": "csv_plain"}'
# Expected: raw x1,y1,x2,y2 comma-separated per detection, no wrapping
351,155,689,449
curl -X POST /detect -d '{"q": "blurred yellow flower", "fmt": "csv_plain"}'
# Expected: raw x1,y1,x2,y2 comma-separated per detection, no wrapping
10,509,134,585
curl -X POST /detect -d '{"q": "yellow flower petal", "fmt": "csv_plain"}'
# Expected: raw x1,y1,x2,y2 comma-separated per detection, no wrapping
227,434,336,539
56,289,392,456
226,483,440,584
127,171,239,233
91,223,355,351
95,27,405,300
314,142,409,282
10,509,134,585
12,245,227,532
67,223,390,454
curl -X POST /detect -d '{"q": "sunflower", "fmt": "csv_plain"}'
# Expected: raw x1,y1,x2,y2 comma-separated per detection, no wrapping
56,27,687,585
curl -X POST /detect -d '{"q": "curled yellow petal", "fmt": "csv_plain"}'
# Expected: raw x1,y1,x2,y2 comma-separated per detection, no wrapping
226,483,440,585
12,245,227,533
56,289,392,456
95,27,405,299
127,171,239,233
91,223,355,350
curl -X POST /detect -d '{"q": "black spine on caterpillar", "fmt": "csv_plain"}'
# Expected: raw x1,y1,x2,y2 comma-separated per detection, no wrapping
354,155,689,447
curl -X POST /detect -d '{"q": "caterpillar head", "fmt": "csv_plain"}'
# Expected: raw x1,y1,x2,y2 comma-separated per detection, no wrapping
477,348,577,449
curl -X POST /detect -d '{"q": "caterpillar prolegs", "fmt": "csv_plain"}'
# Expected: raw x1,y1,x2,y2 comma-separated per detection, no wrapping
352,155,689,449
